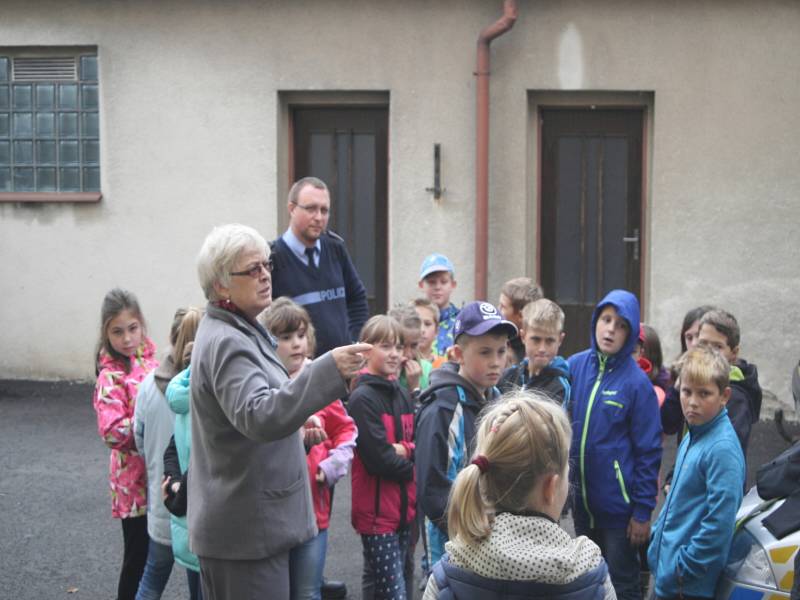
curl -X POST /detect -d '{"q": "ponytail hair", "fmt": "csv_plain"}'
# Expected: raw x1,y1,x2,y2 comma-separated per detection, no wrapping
447,391,571,545
171,307,204,371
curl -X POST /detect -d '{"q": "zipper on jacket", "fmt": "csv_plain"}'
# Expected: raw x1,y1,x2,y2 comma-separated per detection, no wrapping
580,353,607,529
613,460,631,504
651,430,696,584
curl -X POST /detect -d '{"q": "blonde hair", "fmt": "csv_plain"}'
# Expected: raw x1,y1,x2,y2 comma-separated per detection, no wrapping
410,297,440,323
522,298,565,332
388,304,422,331
676,345,730,393
171,307,204,371
261,297,317,356
359,314,403,345
501,277,544,313
447,391,571,545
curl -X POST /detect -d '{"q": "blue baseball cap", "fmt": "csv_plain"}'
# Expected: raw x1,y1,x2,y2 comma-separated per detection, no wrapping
419,253,455,281
454,301,518,340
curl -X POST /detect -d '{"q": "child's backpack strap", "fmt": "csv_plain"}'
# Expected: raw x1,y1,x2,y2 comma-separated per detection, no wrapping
452,386,468,473
456,385,466,405
518,359,529,389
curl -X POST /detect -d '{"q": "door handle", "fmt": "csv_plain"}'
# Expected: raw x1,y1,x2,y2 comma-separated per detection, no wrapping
623,228,640,261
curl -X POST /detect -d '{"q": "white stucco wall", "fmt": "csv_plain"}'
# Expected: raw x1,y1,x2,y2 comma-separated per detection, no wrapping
1,0,798,413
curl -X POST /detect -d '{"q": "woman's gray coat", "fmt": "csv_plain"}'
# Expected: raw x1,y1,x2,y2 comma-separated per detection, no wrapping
188,303,348,560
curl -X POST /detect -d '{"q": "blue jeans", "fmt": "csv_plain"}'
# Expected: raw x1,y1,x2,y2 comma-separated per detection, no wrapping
361,528,410,600
575,524,641,600
289,528,328,600
135,540,174,600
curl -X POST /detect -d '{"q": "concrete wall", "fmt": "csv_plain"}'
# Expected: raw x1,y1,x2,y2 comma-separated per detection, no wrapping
1,0,798,412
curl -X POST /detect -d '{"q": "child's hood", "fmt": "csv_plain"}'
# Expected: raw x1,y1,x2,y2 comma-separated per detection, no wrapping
356,372,400,393
731,358,763,422
590,289,641,359
546,356,570,378
154,354,178,395
166,366,191,415
97,337,157,373
446,513,604,586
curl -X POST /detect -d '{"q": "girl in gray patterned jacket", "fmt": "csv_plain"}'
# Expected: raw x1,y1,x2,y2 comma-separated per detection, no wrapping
423,391,616,600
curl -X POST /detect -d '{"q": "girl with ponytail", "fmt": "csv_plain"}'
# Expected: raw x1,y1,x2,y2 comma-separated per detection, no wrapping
423,391,616,600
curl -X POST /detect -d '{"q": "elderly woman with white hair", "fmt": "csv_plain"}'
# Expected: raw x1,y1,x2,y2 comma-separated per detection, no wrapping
188,223,370,600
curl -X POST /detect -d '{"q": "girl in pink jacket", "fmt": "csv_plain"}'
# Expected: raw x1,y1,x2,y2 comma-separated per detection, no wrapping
93,288,158,600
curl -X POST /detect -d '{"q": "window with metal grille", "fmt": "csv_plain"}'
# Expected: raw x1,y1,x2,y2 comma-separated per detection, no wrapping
0,52,99,193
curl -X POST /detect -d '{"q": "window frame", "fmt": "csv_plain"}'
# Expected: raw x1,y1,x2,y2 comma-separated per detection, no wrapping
0,46,101,203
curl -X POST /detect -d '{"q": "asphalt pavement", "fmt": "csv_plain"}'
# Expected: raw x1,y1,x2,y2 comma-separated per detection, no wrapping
1,379,795,599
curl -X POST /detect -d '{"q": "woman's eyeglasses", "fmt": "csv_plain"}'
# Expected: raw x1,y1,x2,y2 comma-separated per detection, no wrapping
230,259,273,278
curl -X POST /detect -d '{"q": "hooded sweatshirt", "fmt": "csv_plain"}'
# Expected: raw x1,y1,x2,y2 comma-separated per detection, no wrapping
348,373,416,535
423,513,615,600
726,359,762,455
498,356,571,407
133,354,179,545
416,364,500,563
567,290,662,530
165,366,200,571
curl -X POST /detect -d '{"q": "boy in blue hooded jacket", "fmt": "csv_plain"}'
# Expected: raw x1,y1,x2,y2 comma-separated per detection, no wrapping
568,289,662,600
647,345,744,600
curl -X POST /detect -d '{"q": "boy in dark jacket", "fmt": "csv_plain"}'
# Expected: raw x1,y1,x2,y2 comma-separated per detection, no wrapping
348,315,416,600
568,289,662,600
697,308,762,457
498,298,571,406
415,301,517,567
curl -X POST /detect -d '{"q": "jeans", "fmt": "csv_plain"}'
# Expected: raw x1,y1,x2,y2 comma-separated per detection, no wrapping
575,524,642,600
289,529,328,600
361,528,410,600
135,540,175,600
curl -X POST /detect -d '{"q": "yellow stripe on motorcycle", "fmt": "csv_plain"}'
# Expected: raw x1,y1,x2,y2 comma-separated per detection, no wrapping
779,571,793,592
770,545,798,564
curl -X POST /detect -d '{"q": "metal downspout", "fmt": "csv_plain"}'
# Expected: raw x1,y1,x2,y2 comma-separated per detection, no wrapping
475,0,518,300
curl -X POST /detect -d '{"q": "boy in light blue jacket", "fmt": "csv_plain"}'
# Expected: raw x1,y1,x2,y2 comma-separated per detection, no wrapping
648,345,744,600
568,289,662,600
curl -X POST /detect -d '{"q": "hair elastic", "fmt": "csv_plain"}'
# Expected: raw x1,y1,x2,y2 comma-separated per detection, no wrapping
471,455,490,473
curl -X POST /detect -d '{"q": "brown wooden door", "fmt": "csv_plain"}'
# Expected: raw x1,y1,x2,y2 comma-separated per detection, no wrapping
540,108,643,357
292,107,388,315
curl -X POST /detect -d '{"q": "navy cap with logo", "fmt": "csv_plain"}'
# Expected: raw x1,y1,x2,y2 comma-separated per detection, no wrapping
453,301,518,341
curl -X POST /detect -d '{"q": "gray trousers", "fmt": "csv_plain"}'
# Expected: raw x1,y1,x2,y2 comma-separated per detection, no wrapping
199,552,290,600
